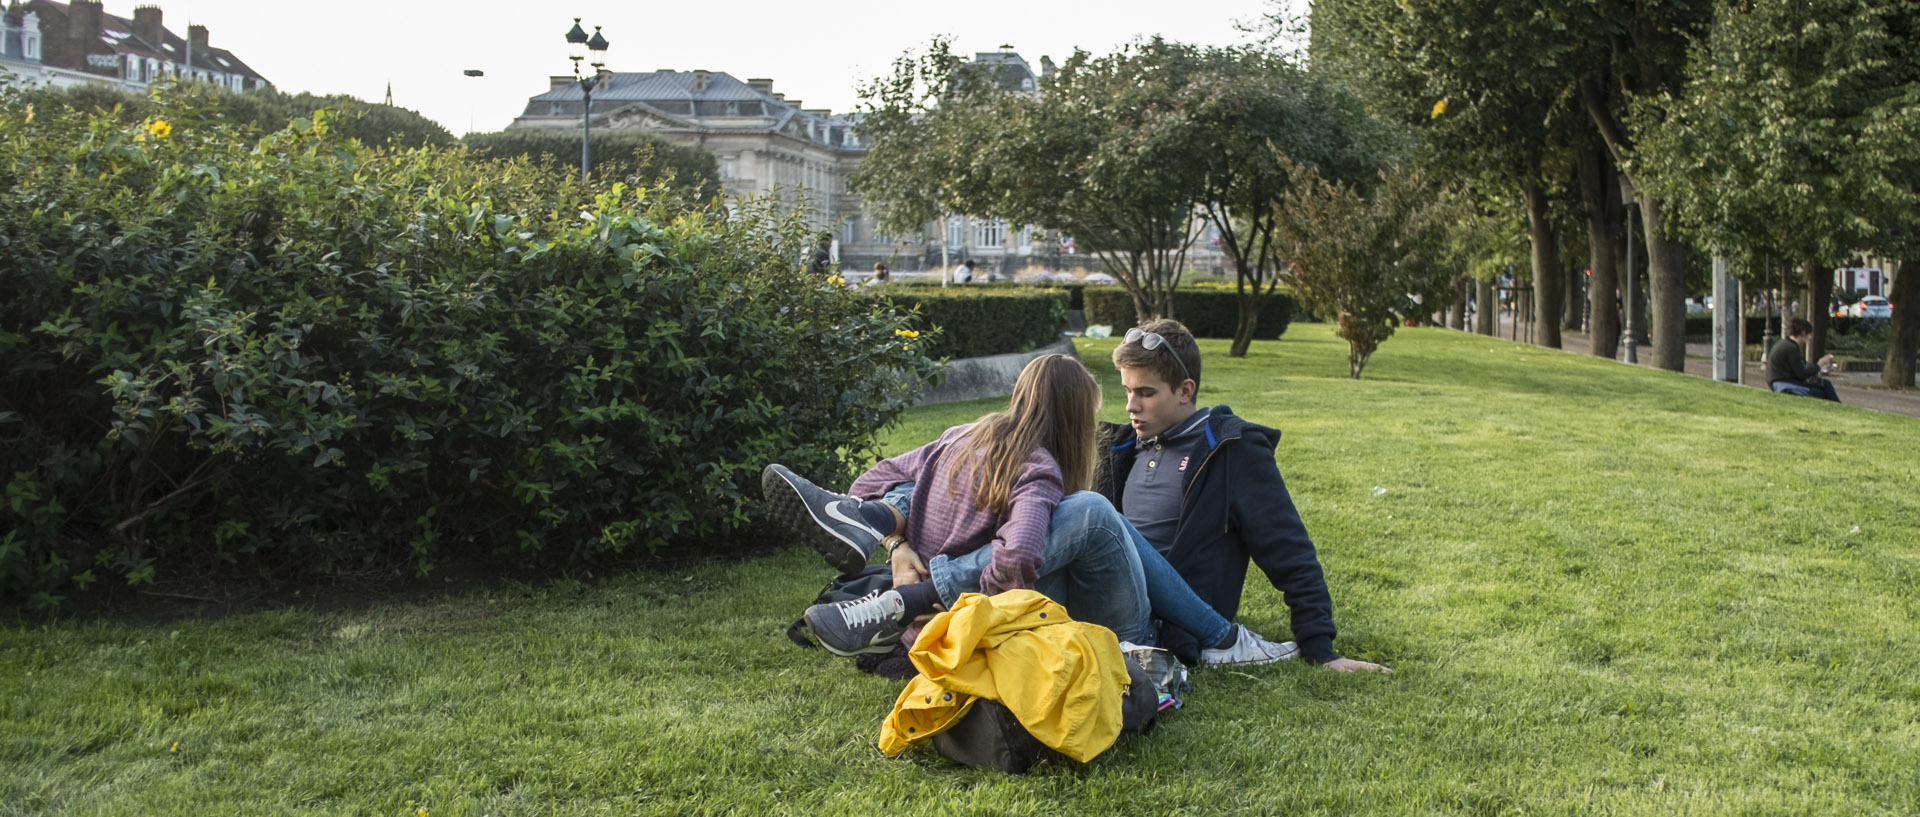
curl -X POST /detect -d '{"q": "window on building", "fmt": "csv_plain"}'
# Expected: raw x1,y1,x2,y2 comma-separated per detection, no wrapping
977,219,1005,249
719,156,737,180
842,218,856,246
126,58,138,81
1017,227,1033,253
875,231,893,246
24,36,38,60
946,217,965,249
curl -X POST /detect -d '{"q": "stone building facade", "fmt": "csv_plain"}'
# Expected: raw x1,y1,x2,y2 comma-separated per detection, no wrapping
510,51,1109,276
2,1,268,93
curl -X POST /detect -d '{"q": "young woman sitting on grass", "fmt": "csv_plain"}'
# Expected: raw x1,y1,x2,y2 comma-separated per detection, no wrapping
762,353,1293,665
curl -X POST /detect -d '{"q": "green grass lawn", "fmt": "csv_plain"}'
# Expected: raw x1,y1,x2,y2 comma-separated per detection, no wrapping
5,329,1918,816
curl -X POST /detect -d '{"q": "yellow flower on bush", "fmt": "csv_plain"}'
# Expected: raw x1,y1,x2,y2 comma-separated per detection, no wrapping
1430,99,1448,119
146,119,172,138
23,104,33,124
826,275,845,287
894,329,919,339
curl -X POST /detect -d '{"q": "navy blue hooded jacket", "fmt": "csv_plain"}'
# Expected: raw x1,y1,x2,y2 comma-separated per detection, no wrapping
1095,406,1339,665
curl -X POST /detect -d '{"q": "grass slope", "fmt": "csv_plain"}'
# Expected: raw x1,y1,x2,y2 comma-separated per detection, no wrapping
4,329,1917,816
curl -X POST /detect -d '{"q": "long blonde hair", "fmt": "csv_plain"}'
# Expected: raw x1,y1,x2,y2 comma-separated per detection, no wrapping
950,354,1100,516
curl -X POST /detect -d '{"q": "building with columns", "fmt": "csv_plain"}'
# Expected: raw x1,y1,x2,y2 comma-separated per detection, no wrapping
2,1,268,93
510,51,1101,276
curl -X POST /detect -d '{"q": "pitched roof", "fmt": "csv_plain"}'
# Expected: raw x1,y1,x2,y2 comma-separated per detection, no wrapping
30,0,266,80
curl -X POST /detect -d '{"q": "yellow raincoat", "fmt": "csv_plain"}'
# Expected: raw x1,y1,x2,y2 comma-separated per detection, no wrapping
878,590,1131,763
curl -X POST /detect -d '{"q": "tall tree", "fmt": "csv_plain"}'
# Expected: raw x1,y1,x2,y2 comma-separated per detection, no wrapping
1189,47,1395,356
1565,0,1717,371
1310,0,1580,350
852,39,1210,321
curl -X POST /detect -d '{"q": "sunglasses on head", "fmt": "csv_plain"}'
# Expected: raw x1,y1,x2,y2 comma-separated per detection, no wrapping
1125,328,1192,385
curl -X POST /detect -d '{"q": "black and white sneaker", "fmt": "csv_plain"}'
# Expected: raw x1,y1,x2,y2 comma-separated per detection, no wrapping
1200,624,1299,666
803,589,909,656
762,464,888,574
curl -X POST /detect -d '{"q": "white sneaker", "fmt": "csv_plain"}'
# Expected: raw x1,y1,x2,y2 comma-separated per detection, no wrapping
1200,624,1299,666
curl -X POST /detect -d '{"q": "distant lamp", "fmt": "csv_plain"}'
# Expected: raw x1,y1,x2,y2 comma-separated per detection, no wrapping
463,69,484,77
564,19,611,183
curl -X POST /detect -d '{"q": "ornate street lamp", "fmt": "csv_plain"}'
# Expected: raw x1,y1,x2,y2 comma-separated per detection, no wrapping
566,18,611,183
1619,173,1638,365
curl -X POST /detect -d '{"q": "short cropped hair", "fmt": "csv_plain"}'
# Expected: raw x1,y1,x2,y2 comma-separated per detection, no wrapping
1112,318,1202,392
1787,317,1813,338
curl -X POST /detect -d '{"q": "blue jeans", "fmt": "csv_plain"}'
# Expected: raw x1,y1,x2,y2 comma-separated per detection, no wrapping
1771,379,1840,402
879,484,1231,648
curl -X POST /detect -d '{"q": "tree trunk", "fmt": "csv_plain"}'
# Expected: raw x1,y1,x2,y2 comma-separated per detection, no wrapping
1230,291,1259,357
1522,180,1562,349
1803,261,1835,361
1475,277,1496,335
1636,194,1687,371
1884,259,1916,387
1449,277,1469,330
1578,143,1621,359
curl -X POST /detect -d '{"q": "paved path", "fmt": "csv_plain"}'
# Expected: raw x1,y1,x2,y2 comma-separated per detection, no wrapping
1495,320,1920,419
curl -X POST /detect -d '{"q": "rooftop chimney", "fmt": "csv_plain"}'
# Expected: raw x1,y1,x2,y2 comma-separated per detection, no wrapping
189,23,208,54
131,6,163,46
550,75,574,90
746,77,774,95
69,0,103,40
804,108,831,118
692,69,711,92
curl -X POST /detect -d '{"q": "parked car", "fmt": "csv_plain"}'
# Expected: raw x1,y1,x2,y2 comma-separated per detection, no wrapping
1853,295,1892,319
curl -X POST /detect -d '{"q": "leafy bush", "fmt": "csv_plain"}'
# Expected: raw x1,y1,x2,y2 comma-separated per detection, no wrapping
1081,286,1295,340
0,94,936,607
865,288,1069,359
16,82,456,148
464,129,721,201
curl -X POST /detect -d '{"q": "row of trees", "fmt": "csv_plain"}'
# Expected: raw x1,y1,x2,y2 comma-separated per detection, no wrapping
1311,0,1920,385
850,3,1917,385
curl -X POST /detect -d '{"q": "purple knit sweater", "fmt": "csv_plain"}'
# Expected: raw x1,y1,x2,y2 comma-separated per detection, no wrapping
848,424,1063,595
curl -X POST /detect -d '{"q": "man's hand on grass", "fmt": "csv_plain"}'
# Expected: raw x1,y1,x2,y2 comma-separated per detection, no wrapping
1323,657,1391,674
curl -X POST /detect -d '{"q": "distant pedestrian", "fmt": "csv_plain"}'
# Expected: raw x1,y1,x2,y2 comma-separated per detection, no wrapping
809,233,835,276
953,260,973,284
1766,317,1840,402
865,262,891,287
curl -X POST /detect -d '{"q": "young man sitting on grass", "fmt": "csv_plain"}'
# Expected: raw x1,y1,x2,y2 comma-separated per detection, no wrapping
1102,319,1389,673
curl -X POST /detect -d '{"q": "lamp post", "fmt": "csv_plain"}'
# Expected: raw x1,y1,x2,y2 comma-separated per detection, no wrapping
565,18,610,184
1618,173,1638,365
462,69,484,135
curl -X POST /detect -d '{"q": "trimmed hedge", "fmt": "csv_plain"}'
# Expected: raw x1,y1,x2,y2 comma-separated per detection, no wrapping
1681,315,1880,339
866,288,1069,359
1082,286,1296,340
0,93,936,606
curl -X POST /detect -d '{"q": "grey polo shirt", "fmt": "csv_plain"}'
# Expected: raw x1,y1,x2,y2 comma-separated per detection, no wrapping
1123,409,1212,554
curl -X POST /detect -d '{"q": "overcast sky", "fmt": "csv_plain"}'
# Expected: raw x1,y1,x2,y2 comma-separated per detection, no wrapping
139,0,1297,136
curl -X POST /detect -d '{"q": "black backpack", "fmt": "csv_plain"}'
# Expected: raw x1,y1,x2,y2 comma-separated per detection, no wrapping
930,656,1160,773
